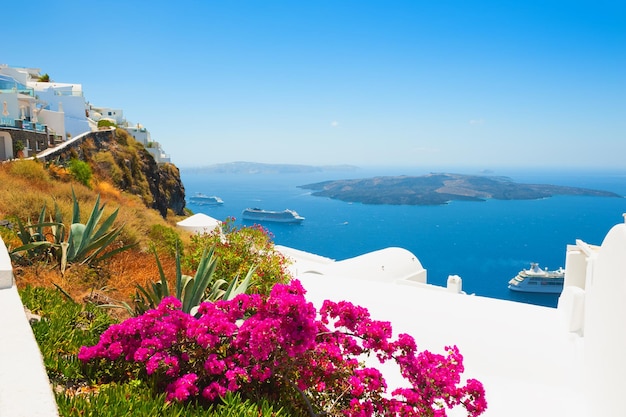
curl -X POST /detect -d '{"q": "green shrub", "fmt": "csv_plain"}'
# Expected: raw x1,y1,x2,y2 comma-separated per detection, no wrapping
97,119,117,128
148,224,183,258
183,219,291,295
68,159,93,187
14,140,24,157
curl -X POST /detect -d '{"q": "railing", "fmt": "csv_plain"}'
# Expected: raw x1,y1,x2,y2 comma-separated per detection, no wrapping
0,118,48,132
18,89,35,96
54,90,83,97
0,116,14,127
0,88,32,96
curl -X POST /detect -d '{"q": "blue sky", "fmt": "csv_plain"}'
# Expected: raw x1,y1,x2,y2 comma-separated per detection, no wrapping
3,0,625,169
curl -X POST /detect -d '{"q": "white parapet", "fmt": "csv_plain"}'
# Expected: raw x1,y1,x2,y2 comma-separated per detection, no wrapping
446,274,463,293
0,236,13,289
583,220,626,415
0,237,59,417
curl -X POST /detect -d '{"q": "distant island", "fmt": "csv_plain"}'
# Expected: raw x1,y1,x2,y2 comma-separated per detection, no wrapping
187,161,360,174
299,173,622,205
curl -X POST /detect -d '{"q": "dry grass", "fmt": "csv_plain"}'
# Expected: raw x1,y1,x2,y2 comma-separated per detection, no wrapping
0,159,187,306
12,247,179,320
94,180,122,200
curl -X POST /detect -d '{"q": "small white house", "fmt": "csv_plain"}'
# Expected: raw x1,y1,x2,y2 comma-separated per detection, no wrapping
88,105,125,126
176,213,221,234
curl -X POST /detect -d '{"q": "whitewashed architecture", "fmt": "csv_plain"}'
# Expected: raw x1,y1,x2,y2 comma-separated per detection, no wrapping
176,213,222,234
30,81,90,139
0,64,90,141
0,66,52,157
0,64,171,164
88,105,125,126
123,124,171,164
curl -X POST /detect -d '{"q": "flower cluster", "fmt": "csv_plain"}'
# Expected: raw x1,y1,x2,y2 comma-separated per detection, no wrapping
79,280,487,416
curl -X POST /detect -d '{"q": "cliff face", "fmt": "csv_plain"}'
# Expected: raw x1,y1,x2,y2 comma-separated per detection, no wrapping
152,162,186,217
45,129,186,218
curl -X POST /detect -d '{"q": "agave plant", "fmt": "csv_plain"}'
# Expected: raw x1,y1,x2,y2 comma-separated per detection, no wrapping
59,190,135,274
10,190,134,274
11,202,65,264
133,244,255,316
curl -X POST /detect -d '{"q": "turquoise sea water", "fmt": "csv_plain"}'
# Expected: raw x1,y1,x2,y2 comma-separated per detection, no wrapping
180,167,626,308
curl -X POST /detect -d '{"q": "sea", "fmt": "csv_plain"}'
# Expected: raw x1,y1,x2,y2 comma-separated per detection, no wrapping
180,166,626,308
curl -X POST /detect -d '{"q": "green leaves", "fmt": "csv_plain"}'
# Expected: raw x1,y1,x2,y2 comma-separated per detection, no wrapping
63,190,135,269
134,244,254,316
10,203,64,263
19,285,117,385
67,159,93,187
55,382,289,417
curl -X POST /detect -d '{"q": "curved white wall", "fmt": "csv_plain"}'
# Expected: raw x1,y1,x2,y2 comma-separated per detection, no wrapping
0,237,59,416
584,221,626,414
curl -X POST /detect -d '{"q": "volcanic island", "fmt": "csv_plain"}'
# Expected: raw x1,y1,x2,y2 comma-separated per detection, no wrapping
298,173,621,206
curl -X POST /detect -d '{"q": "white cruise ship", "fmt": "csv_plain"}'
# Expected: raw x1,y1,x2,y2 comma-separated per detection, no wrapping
241,208,304,223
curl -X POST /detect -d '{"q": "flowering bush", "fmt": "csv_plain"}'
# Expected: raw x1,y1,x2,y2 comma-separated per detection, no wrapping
79,280,487,416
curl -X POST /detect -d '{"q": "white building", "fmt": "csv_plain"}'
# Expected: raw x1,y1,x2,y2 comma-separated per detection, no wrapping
0,64,92,140
123,124,171,164
0,68,49,158
88,105,125,126
124,124,151,145
30,81,90,139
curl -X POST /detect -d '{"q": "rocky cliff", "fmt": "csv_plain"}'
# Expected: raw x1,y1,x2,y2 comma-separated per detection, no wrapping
43,129,186,218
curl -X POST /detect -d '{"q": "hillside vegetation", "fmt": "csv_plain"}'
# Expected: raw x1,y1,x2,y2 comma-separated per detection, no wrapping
0,157,186,306
0,140,289,311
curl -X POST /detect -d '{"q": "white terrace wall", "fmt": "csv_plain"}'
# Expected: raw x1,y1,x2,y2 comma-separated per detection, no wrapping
558,216,626,415
584,219,626,415
0,237,59,417
0,236,12,290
